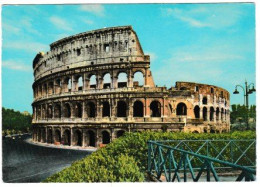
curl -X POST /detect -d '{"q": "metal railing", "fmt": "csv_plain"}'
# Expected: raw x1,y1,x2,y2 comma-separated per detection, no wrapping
147,139,256,182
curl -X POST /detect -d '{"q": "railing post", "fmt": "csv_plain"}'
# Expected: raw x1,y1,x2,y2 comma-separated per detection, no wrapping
183,153,187,182
148,141,151,173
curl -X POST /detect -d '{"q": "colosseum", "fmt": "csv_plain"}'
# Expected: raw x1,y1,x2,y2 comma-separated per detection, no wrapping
31,25,230,148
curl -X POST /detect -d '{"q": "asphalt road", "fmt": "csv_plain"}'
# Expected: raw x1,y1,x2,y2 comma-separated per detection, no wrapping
2,135,91,183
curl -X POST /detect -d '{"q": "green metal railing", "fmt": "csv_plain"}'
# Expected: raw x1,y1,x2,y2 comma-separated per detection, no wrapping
147,140,256,182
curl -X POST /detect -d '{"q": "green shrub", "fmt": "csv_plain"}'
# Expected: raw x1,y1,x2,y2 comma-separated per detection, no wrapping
44,131,255,182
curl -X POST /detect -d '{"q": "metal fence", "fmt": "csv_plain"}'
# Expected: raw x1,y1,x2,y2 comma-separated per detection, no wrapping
147,139,256,182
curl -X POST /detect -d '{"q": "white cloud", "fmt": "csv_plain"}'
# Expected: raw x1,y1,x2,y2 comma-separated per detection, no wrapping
82,19,94,25
145,52,157,62
50,16,73,31
161,5,243,29
79,5,105,16
2,23,20,34
2,60,32,72
3,41,49,53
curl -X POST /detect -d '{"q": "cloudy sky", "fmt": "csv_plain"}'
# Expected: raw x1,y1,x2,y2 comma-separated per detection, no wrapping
2,3,256,113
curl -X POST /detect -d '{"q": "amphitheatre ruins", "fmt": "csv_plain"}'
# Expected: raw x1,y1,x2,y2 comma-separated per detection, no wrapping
32,25,230,147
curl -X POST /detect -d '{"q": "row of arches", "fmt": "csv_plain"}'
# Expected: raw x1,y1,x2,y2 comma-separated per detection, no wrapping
35,100,162,120
33,128,126,147
176,102,228,122
34,71,145,98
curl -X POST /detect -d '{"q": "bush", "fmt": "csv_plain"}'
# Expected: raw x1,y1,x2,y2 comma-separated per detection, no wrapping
44,131,255,182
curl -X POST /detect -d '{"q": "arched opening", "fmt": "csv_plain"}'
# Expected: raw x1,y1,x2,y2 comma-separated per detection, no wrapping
133,101,144,117
77,76,83,91
55,79,61,94
54,129,61,143
221,108,224,121
75,103,82,118
210,107,214,121
64,78,72,92
192,130,199,133
210,129,216,133
89,75,97,89
64,103,71,118
47,129,52,144
37,129,41,142
103,73,111,89
74,130,82,146
176,103,187,115
117,130,125,138
133,71,144,87
102,101,110,117
224,109,227,121
150,101,161,117
47,105,52,118
87,130,96,147
86,102,96,118
41,128,46,143
203,107,207,121
194,105,200,118
63,129,71,146
102,131,110,144
117,72,127,88
42,107,46,119
43,84,47,96
202,97,207,105
54,104,61,118
117,101,127,117
180,87,187,90
216,108,220,121
48,82,54,95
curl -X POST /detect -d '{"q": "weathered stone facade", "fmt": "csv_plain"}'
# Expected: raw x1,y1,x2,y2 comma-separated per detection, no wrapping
31,26,230,148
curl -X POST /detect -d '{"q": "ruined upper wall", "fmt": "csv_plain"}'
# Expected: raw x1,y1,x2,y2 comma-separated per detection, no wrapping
33,26,149,80
175,81,230,100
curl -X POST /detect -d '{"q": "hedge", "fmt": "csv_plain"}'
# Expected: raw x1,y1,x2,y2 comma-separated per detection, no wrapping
44,131,256,182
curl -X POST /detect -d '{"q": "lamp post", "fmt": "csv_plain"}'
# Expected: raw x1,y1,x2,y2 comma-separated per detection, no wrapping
233,80,256,129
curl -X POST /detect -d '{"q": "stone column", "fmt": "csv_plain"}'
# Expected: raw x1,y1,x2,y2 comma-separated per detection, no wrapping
82,102,86,118
70,128,73,146
112,73,118,89
199,107,203,120
207,107,210,121
127,70,133,87
72,75,76,92
45,126,48,143
71,103,75,119
82,130,86,147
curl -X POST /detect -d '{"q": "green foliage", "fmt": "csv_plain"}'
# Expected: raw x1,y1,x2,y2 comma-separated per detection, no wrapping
2,107,32,135
44,131,255,182
230,104,256,124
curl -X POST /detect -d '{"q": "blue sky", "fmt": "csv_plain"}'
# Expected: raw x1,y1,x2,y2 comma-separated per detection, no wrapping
1,3,256,113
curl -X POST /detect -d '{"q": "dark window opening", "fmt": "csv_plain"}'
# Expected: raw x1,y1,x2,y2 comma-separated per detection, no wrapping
194,106,200,118
117,130,125,138
202,97,207,105
210,107,214,121
63,130,71,146
57,54,61,61
77,49,81,56
75,103,82,118
176,103,187,115
87,130,95,147
104,44,109,52
54,130,61,143
203,107,207,121
54,104,61,118
195,86,199,92
211,88,214,94
133,101,144,117
47,129,52,144
64,104,71,118
150,101,161,117
102,131,110,144
86,102,95,118
102,101,110,117
117,101,127,117
74,130,82,146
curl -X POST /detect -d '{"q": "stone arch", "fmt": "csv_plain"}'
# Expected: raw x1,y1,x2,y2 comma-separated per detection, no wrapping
117,100,127,117
43,83,47,96
47,105,53,118
55,79,62,94
47,129,52,144
63,129,71,146
216,107,220,121
176,102,187,115
75,102,82,118
41,128,46,143
194,105,200,119
117,72,128,88
116,130,125,138
103,73,111,89
86,130,96,147
64,77,72,92
42,106,46,119
221,108,224,121
64,103,71,118
102,101,110,117
54,104,61,118
203,107,207,121
76,75,83,91
133,71,144,86
86,101,96,118
102,130,110,144
54,129,61,143
202,97,207,105
133,100,144,117
150,100,161,117
192,130,199,133
89,74,97,89
74,129,82,146
48,81,54,95
37,128,41,142
210,107,215,121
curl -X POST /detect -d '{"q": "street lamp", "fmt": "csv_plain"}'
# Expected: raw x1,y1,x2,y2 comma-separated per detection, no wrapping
233,80,256,129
